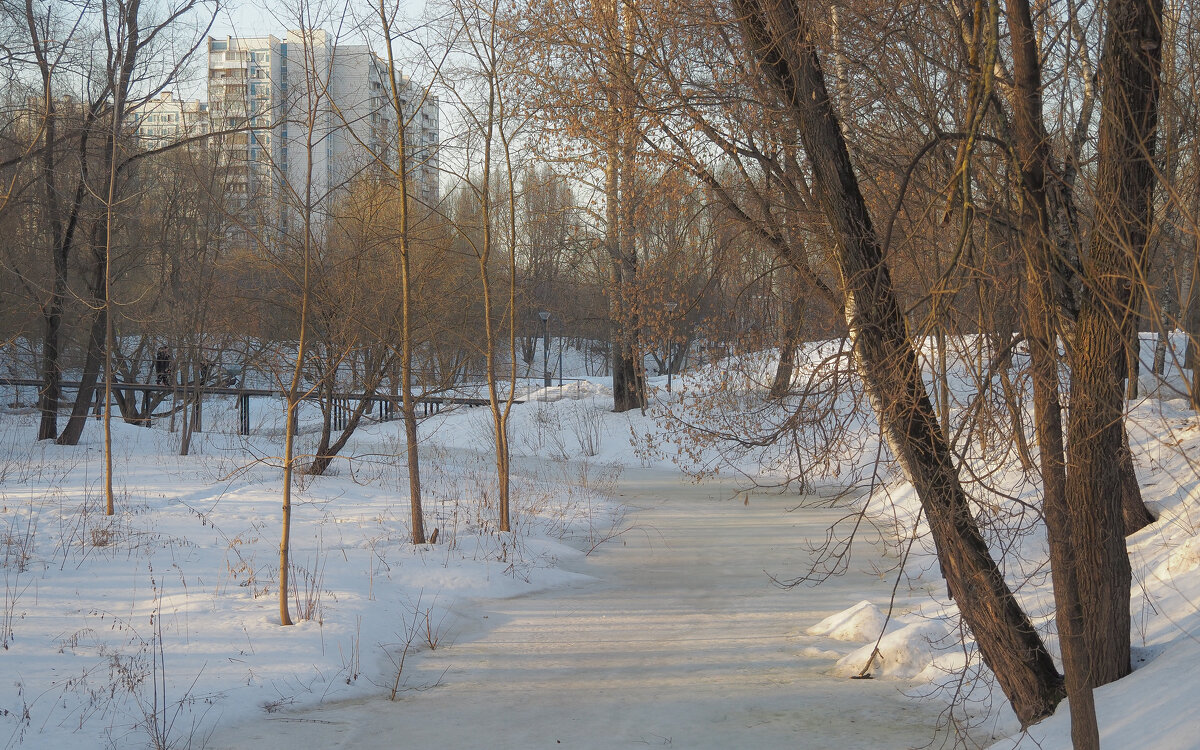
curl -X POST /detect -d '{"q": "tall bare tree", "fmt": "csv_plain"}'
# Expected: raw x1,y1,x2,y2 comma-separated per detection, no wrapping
730,0,1064,724
1064,0,1163,687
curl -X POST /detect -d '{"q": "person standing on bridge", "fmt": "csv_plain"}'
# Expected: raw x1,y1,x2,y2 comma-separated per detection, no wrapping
154,345,173,386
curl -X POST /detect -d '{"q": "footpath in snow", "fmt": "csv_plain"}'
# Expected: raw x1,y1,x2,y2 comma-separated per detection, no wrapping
206,465,951,750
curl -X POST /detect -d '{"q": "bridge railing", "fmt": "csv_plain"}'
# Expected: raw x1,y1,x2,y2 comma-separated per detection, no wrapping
0,377,523,436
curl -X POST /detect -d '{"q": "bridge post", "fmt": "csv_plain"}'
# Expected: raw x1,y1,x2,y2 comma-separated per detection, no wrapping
239,393,250,435
192,388,203,433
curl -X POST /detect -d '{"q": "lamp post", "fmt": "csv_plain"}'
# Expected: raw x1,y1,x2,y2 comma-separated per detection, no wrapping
666,302,678,392
539,311,551,387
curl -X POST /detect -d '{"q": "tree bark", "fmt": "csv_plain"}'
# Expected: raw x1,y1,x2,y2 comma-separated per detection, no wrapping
1186,257,1200,408
769,269,805,399
606,0,645,414
607,137,643,413
307,362,387,476
378,0,427,544
1003,0,1098,741
733,0,1064,725
1065,0,1162,687
27,12,93,441
1119,426,1154,534
58,230,110,446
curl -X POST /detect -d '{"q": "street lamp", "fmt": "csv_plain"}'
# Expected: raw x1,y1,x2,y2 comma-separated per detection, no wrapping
539,310,551,387
666,302,678,392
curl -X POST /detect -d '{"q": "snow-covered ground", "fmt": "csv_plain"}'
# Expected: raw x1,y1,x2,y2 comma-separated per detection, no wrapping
203,466,957,749
1,336,1199,749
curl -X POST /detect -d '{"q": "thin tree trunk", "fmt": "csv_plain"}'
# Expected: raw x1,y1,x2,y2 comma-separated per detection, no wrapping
769,271,805,399
1152,254,1171,376
1186,255,1200,408
606,0,644,414
1126,315,1142,400
378,0,427,544
936,325,950,431
101,0,142,517
606,137,639,413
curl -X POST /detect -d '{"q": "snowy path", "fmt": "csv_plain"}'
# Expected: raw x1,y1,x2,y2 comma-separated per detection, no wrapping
206,466,948,749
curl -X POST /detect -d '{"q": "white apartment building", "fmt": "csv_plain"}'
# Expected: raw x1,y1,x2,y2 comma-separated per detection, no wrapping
128,92,209,147
207,31,439,234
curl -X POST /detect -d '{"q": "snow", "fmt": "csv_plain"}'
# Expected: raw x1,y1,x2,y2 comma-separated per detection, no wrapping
806,600,890,642
1,333,1199,749
202,471,958,749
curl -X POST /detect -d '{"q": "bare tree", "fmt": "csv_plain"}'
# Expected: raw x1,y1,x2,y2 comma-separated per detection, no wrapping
730,0,1064,724
367,0,448,544
1064,0,1163,688
439,0,529,531
1003,0,1097,739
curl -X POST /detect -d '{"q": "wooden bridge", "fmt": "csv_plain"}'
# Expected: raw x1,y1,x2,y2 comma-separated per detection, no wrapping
0,378,515,436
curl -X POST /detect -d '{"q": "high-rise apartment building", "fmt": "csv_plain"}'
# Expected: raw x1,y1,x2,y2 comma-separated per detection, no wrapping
128,92,210,147
207,31,439,233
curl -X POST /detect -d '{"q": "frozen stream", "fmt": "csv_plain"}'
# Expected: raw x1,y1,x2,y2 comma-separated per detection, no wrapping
207,465,951,749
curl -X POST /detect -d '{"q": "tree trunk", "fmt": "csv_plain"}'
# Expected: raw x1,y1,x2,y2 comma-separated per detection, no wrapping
1185,257,1200,408
1126,316,1141,400
769,270,805,399
1004,0,1099,740
607,137,643,413
58,236,109,446
733,0,1064,724
1152,255,1171,377
1065,0,1162,687
605,0,645,414
309,377,336,475
37,280,65,442
308,366,386,476
1119,425,1154,534
376,4,428,545
57,306,106,446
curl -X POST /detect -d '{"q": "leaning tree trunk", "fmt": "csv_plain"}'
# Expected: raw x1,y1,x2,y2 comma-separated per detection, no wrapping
1065,0,1162,688
733,0,1064,724
58,237,110,446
